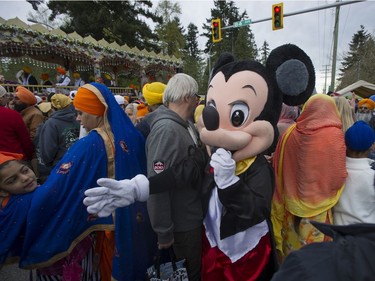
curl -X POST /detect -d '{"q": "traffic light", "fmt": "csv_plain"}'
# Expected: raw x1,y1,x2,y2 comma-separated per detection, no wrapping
211,18,222,43
272,3,284,30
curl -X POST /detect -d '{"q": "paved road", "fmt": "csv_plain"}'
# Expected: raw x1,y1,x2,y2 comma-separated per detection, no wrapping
0,263,32,281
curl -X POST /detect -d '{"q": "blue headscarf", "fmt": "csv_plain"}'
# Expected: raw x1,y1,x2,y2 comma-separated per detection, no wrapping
16,83,155,280
0,193,33,264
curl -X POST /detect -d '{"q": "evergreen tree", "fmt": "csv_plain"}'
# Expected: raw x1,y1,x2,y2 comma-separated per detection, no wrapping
233,24,258,60
183,23,205,94
184,23,200,59
201,0,257,81
202,1,241,58
339,25,370,73
338,25,375,88
155,0,186,58
29,1,162,52
259,41,270,66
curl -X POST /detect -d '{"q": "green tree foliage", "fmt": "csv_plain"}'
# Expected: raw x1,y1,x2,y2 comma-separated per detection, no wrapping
259,41,270,66
233,25,258,60
202,1,241,57
338,25,375,88
154,0,185,58
201,0,257,77
30,0,162,52
182,23,206,94
155,0,181,23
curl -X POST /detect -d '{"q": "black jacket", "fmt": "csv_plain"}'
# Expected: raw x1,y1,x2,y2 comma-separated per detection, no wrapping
201,155,274,239
271,221,375,281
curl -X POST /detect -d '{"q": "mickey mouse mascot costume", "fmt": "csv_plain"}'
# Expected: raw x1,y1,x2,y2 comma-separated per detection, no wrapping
197,44,315,280
83,44,315,280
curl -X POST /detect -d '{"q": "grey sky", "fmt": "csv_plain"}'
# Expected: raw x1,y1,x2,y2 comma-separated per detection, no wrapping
0,0,374,93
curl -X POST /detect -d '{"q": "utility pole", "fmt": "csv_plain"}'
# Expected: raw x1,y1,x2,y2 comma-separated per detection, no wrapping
330,0,340,92
322,64,330,93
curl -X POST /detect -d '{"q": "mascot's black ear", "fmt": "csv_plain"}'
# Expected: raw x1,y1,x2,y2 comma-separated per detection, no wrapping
210,52,235,82
266,44,315,106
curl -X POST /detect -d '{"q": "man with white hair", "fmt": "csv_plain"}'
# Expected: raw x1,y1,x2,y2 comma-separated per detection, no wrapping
145,73,203,281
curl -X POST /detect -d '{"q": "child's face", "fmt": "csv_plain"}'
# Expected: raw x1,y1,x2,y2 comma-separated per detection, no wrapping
0,161,38,195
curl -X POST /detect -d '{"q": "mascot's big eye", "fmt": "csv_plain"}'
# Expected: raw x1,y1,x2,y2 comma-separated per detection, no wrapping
230,103,249,127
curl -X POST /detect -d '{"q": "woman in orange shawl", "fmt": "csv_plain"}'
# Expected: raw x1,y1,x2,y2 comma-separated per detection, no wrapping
271,94,347,262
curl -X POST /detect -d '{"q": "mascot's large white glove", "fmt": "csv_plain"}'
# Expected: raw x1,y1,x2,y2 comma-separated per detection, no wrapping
210,148,239,189
83,174,149,217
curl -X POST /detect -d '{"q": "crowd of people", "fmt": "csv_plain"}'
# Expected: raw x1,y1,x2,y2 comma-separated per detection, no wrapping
0,60,375,281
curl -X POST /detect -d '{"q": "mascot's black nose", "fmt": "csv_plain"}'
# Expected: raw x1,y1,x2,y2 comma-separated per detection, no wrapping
202,106,219,131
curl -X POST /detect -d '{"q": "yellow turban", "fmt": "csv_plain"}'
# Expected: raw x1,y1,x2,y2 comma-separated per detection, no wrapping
358,98,375,110
104,73,112,80
73,72,80,79
194,104,205,123
51,93,72,110
73,87,105,116
38,102,52,114
22,66,32,74
142,82,166,105
15,86,37,105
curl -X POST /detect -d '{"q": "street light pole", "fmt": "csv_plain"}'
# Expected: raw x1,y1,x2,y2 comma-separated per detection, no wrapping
207,42,213,79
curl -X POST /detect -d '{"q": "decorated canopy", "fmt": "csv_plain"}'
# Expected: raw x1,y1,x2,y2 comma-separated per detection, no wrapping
0,17,181,80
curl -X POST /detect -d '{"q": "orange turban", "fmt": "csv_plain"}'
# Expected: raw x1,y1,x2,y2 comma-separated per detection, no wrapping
40,73,49,80
73,87,105,116
0,151,23,165
15,86,37,105
57,67,66,75
136,103,149,117
358,98,375,110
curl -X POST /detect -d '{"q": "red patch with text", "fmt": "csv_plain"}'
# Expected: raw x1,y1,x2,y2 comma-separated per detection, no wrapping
153,161,165,174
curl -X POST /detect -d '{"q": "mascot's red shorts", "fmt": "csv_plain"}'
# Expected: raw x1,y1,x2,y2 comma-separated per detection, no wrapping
201,232,271,281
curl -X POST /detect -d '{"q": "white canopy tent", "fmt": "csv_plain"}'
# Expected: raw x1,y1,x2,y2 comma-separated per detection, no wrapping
337,80,375,99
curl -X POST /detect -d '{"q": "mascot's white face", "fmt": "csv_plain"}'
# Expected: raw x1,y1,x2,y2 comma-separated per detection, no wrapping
199,70,274,162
